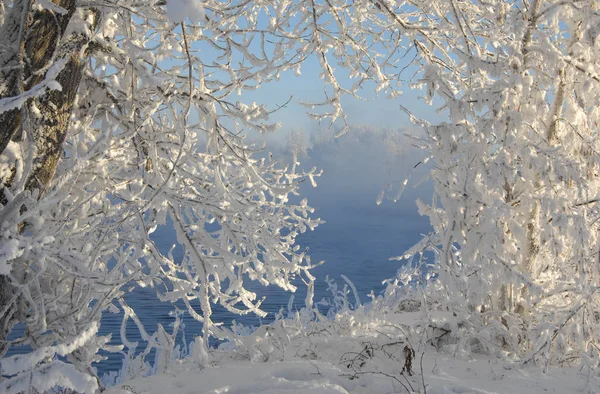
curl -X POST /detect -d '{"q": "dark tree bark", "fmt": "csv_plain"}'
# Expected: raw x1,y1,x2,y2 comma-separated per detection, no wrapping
0,0,94,357
0,0,31,157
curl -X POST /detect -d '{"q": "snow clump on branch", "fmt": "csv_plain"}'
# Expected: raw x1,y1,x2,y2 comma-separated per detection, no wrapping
166,0,205,23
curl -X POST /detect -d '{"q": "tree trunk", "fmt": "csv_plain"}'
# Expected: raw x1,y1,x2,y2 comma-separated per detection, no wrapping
0,1,30,163
0,0,93,357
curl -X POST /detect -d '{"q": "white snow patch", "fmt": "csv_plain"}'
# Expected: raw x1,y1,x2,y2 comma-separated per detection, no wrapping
0,239,22,274
0,140,21,182
166,0,205,24
105,306,599,394
106,353,597,394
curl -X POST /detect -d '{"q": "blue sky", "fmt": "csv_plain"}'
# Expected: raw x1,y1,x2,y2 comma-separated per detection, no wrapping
240,54,444,143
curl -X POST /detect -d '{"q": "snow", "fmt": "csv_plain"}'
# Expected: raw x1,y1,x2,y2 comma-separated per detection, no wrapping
166,0,205,24
35,0,69,14
105,337,596,394
110,361,350,394
0,58,66,115
0,323,100,394
105,306,600,394
0,361,98,394
0,239,22,275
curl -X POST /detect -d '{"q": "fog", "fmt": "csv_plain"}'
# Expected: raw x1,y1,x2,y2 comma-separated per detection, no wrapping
273,125,433,216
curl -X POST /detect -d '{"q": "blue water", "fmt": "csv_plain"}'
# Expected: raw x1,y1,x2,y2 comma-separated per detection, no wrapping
94,193,431,376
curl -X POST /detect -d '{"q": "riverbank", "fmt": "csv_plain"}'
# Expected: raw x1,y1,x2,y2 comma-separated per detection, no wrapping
105,301,598,394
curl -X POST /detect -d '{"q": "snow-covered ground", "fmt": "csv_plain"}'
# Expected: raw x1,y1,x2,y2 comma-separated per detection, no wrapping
106,304,599,394
107,353,595,394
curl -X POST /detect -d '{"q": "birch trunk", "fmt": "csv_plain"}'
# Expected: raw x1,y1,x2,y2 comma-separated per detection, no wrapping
0,0,94,356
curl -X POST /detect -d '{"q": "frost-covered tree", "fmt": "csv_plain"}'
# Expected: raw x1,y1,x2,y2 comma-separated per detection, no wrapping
0,1,335,391
398,1,600,366
322,0,600,365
